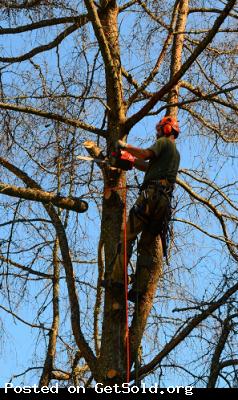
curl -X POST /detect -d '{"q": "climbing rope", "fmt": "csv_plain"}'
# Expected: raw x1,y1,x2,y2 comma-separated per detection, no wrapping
122,183,130,383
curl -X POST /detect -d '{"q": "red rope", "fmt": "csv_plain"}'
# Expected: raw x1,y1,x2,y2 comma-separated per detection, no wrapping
123,185,130,383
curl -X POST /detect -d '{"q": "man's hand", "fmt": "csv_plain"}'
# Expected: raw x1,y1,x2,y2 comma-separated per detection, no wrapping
117,139,128,149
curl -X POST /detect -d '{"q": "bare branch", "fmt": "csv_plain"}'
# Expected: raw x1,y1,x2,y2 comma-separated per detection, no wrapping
149,84,238,116
0,255,53,278
94,237,104,356
0,15,88,34
175,218,236,247
137,0,169,29
84,0,117,78
119,0,138,12
0,304,51,330
127,1,179,106
177,177,238,262
0,23,83,64
0,218,52,227
122,66,152,101
219,359,238,369
85,0,125,124
182,105,238,142
180,169,238,212
189,7,238,20
180,81,238,112
0,180,88,213
0,101,106,136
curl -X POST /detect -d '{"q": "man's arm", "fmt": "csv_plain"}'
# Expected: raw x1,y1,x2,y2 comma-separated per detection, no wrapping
118,140,154,160
134,158,149,172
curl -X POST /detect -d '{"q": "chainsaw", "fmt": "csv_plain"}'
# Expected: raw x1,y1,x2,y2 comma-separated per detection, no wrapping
77,148,135,171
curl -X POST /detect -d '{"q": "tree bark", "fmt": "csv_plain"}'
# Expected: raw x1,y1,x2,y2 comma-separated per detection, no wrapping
84,0,129,382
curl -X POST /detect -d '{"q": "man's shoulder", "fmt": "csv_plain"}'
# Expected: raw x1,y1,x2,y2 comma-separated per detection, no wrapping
154,137,167,147
149,137,178,158
156,137,176,149
156,136,167,143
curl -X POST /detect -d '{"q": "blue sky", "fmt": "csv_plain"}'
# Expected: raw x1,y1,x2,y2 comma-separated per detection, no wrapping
0,1,237,388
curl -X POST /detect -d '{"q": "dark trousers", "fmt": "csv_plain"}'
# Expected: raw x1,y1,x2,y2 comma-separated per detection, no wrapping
111,185,169,293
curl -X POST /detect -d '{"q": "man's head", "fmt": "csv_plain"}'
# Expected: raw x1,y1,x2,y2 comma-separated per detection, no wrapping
156,116,180,139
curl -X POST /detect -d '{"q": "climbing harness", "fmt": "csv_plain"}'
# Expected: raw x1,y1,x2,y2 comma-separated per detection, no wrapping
129,179,174,259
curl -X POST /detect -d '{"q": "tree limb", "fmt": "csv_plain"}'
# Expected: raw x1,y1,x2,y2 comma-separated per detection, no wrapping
84,0,116,78
207,317,233,388
0,180,88,213
189,8,238,20
180,168,238,212
180,81,238,112
0,23,83,63
94,237,104,356
0,255,53,278
0,102,106,136
166,0,189,117
0,15,88,34
219,359,238,369
182,105,238,142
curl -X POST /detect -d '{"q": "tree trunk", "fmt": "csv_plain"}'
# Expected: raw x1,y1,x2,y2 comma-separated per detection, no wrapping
88,0,128,382
130,236,164,365
167,0,189,117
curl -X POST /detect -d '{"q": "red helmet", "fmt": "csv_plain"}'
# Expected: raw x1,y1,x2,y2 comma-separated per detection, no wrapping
156,116,180,138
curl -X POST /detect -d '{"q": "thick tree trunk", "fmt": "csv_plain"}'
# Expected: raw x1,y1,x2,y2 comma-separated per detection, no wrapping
130,236,164,365
87,0,128,382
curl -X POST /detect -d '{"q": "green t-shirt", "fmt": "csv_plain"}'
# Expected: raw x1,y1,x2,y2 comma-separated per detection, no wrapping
143,137,180,184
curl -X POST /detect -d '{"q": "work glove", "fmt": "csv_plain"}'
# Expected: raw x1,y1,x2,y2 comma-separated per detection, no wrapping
117,139,128,149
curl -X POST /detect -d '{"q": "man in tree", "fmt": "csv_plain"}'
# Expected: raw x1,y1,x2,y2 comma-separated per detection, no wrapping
108,116,180,302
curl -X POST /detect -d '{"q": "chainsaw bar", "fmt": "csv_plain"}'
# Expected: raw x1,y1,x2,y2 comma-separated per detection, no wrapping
76,155,108,164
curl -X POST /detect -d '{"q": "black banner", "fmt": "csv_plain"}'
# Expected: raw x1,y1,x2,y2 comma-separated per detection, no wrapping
0,387,237,400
